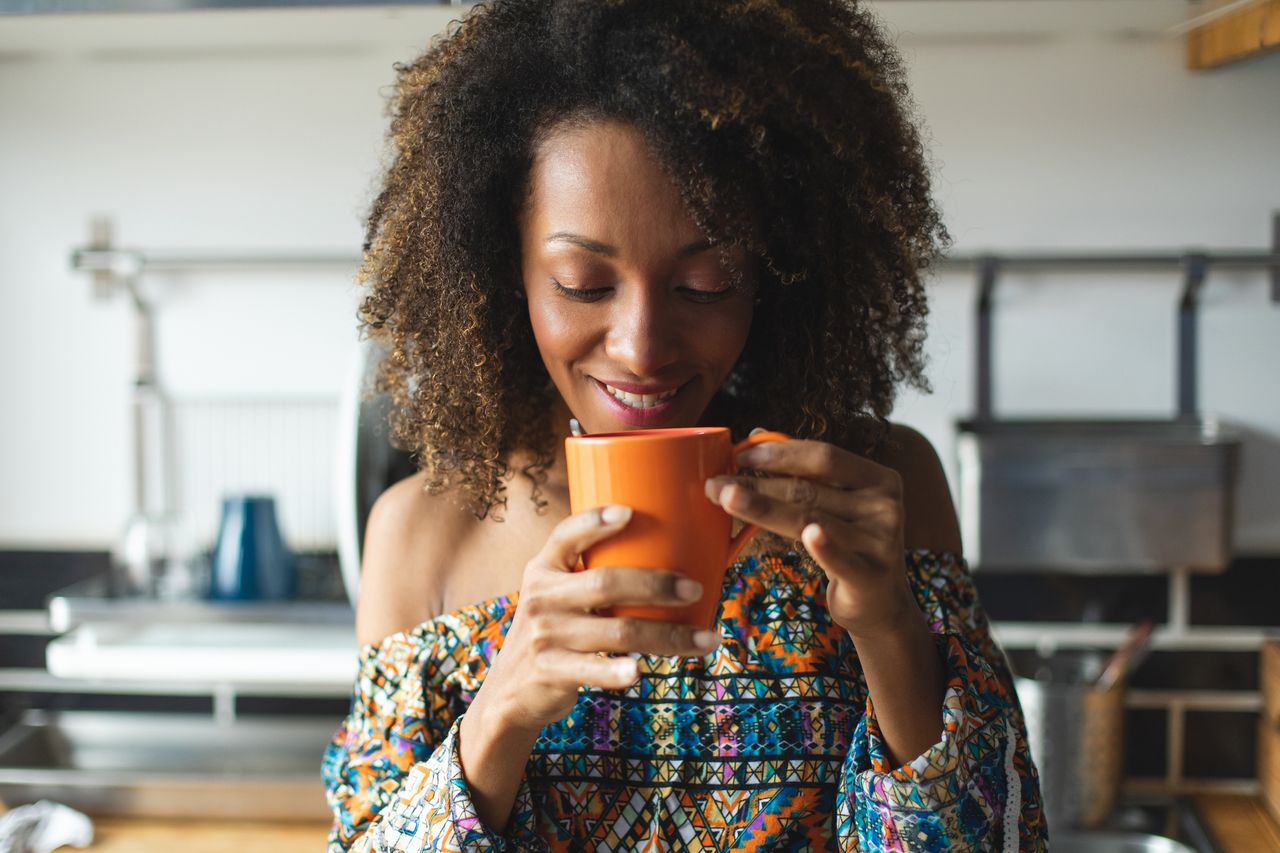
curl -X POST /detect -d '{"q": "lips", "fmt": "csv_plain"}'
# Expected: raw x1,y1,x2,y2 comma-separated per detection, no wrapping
590,376,689,428
598,379,684,395
599,382,680,407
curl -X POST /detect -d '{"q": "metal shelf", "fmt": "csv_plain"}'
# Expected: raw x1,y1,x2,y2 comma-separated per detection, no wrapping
46,574,351,633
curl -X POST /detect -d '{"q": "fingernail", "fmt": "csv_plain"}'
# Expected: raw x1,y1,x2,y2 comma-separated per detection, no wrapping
601,505,631,525
704,478,724,502
722,484,748,512
749,427,766,436
693,629,720,651
803,523,825,546
615,659,638,680
676,578,703,601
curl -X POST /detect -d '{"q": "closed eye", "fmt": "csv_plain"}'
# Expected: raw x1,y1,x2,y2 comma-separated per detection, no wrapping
680,287,733,303
550,279,732,303
550,280,609,301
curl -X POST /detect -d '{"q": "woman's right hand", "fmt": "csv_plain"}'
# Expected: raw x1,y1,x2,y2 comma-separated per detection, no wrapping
477,504,722,735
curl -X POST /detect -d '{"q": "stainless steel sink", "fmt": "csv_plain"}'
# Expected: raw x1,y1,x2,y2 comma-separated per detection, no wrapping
0,709,336,821
1054,795,1223,853
1054,832,1198,853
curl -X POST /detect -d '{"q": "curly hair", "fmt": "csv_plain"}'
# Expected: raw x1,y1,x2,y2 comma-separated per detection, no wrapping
357,0,950,525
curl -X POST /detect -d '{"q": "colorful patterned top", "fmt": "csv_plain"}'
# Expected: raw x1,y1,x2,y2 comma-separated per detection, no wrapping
322,549,1048,851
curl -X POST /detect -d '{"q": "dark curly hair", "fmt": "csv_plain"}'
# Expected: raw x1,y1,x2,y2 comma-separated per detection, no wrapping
358,0,950,524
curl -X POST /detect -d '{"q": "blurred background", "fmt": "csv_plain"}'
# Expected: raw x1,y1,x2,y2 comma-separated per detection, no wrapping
0,1,1278,850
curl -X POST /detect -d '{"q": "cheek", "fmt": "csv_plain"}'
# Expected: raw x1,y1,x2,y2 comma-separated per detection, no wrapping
699,302,754,367
527,299,593,364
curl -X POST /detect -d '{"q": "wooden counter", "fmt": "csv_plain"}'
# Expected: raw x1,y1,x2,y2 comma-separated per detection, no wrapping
81,818,331,852
1,796,1276,851
1195,794,1280,853
68,798,1280,853
0,810,330,853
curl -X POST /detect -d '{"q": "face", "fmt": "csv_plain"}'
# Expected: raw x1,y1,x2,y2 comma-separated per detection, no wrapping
519,119,756,435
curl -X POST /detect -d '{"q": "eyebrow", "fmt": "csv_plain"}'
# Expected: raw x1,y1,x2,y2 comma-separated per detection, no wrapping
544,232,716,259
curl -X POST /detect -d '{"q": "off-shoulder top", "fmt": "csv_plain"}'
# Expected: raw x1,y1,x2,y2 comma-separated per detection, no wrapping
321,549,1048,851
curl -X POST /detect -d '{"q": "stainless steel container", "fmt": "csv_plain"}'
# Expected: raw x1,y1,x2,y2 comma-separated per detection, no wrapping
957,417,1241,573
1051,832,1199,853
1015,651,1125,832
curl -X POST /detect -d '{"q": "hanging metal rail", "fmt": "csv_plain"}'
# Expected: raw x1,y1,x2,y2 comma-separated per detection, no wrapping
933,214,1280,422
72,215,1280,426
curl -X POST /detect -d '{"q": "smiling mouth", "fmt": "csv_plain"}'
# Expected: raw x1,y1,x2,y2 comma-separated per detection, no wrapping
598,381,681,409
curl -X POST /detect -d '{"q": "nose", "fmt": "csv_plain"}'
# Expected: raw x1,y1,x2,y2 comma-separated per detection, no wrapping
603,285,682,379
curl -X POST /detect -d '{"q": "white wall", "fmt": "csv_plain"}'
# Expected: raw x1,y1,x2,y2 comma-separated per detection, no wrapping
2,1,1277,554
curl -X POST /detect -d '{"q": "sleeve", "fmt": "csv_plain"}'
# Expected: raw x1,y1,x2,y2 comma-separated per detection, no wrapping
834,550,1049,852
321,635,542,852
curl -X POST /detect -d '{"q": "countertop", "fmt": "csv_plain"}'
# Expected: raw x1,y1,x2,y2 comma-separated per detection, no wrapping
1197,794,1280,852
2,795,1276,851
71,818,330,852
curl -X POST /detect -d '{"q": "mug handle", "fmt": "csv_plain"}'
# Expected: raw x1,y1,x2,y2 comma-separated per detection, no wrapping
726,430,792,563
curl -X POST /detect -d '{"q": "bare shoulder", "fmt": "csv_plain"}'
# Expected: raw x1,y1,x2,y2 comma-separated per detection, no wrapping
876,422,964,555
354,471,478,648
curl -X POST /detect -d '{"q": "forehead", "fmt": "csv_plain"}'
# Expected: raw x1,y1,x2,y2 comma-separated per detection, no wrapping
523,120,700,247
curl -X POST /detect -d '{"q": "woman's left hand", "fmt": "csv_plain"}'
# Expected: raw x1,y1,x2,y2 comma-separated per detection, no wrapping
704,432,919,639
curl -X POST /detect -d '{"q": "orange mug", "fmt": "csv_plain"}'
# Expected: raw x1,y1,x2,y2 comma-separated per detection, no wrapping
565,427,791,629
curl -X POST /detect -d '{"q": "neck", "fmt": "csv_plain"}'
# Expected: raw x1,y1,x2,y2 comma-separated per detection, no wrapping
546,395,573,485
506,395,572,489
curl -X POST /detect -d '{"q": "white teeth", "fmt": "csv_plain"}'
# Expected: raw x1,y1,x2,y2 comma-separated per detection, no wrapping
603,383,679,409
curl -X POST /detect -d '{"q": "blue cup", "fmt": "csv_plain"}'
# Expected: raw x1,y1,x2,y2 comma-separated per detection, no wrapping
209,495,296,601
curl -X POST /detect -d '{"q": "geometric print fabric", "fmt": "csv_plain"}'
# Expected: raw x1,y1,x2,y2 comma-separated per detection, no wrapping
322,549,1048,851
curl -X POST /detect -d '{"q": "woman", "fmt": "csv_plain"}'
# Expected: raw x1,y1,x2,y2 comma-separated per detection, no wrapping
323,0,1047,850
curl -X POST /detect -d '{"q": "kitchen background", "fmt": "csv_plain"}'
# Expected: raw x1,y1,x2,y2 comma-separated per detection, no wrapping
1,0,1278,848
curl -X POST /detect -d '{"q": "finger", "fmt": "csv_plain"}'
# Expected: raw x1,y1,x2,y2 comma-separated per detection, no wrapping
558,614,720,657
540,504,633,573
832,512,907,567
721,479,901,537
544,649,640,691
734,438,890,490
710,479,836,540
801,521,830,561
804,513,904,576
705,474,851,517
556,566,704,613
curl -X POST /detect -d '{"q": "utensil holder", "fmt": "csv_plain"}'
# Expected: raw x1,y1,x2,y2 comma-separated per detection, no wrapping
1016,651,1125,831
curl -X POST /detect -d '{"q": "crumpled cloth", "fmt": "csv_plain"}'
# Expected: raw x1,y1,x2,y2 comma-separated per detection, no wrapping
0,801,93,853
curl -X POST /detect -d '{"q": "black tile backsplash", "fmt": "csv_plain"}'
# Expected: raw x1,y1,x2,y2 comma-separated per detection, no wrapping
0,550,110,609
1183,710,1260,779
972,572,1168,624
0,635,49,670
1189,556,1280,626
1123,708,1168,778
973,554,1280,630
1127,650,1259,692
1,691,214,715
235,695,351,719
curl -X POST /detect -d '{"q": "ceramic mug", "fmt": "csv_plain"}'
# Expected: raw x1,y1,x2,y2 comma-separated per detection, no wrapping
565,427,791,628
209,494,296,601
